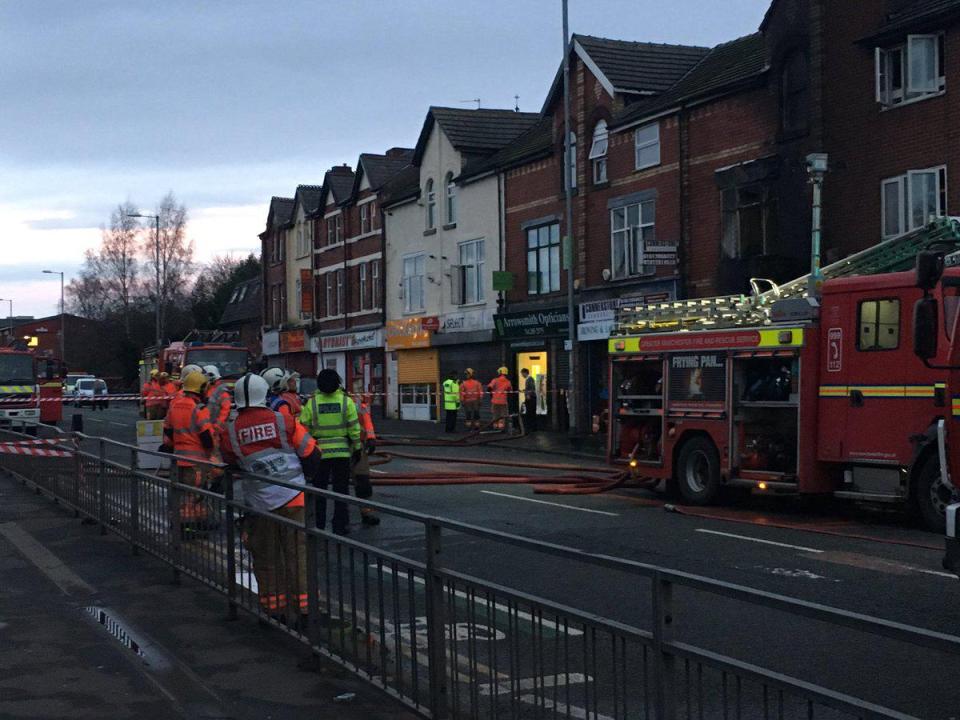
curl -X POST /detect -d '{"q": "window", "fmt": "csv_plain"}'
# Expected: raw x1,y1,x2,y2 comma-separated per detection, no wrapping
359,263,368,309
335,213,343,243
611,200,656,278
370,201,377,229
295,276,302,318
425,179,436,229
876,34,945,106
526,223,561,295
403,254,426,312
456,239,485,305
858,299,900,350
881,166,947,238
336,269,343,315
780,50,809,134
326,217,335,246
634,123,660,170
296,221,311,257
325,274,335,317
589,120,608,184
371,259,381,308
721,186,778,259
565,132,577,189
360,204,370,234
445,172,457,224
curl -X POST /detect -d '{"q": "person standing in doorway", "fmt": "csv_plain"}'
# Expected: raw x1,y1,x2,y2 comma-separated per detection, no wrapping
459,368,483,431
487,367,512,432
442,371,461,433
520,368,537,432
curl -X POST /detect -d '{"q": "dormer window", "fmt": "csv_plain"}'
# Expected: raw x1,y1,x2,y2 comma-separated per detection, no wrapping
876,34,945,107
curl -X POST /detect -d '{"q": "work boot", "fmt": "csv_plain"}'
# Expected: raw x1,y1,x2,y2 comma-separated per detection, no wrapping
360,508,380,526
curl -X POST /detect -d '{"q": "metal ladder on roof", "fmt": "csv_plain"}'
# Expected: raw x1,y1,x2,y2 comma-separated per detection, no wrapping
615,217,960,335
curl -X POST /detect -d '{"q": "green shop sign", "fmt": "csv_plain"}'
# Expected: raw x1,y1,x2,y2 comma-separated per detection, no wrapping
494,308,570,339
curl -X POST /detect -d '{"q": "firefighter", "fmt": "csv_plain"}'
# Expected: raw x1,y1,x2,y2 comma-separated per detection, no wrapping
157,372,177,417
299,369,360,536
281,371,303,416
460,368,484,431
174,364,204,400
159,370,215,533
220,373,321,625
142,369,162,420
487,367,512,432
261,367,294,418
352,395,380,526
442,371,461,433
203,365,231,429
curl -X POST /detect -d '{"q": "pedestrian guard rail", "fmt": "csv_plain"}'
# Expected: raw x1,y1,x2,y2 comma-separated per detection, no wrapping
0,421,957,720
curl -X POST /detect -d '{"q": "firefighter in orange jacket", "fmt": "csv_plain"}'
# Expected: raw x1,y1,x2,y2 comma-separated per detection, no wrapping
352,397,380,526
203,365,232,429
487,367,513,432
142,369,162,419
281,371,303,417
160,370,215,531
158,371,177,418
220,373,321,626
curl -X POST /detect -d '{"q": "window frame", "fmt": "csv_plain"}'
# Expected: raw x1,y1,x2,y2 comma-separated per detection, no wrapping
610,199,657,279
525,222,561,295
457,238,485,305
325,273,335,317
402,253,426,313
445,172,457,224
566,132,577,190
857,298,901,351
634,122,661,171
371,259,381,308
880,166,948,238
875,33,945,107
590,120,608,184
359,262,368,310
336,268,344,315
360,204,370,234
335,213,343,243
425,179,436,229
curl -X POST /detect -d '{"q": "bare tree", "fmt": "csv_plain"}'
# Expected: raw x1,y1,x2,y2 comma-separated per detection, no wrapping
142,192,194,341
99,202,140,335
65,250,110,319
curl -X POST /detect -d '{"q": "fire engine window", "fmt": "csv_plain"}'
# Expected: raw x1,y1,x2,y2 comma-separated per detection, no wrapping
858,299,900,350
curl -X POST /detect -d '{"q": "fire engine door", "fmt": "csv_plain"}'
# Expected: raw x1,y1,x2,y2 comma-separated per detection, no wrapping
817,300,850,461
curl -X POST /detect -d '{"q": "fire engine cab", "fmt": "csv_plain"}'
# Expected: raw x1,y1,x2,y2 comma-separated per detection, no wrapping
608,217,960,532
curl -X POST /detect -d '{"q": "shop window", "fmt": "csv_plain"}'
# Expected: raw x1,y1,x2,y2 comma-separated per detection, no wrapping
858,299,900,350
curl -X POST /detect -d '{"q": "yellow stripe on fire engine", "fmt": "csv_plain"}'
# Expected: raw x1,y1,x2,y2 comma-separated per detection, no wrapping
608,327,805,354
951,397,960,416
0,385,34,393
756,328,804,348
819,385,940,398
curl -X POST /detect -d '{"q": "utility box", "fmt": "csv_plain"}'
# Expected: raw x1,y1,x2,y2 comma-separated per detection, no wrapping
136,420,168,470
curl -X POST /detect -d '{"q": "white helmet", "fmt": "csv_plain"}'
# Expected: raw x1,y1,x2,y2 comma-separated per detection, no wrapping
234,373,269,409
260,366,286,392
181,364,203,378
202,364,221,381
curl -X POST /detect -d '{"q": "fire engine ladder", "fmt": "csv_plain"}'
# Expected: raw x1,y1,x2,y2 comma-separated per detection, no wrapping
616,216,960,334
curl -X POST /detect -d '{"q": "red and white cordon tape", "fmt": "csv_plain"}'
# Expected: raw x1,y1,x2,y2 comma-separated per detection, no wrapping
0,438,75,458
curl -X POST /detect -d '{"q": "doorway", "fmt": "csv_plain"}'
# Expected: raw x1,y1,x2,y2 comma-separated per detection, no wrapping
516,351,549,415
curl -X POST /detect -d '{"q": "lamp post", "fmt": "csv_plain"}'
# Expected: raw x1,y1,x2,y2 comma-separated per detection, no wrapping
126,212,162,349
562,0,578,438
41,270,65,362
0,298,12,338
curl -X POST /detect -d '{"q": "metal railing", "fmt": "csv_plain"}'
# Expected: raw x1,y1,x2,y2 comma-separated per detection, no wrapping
0,422,957,719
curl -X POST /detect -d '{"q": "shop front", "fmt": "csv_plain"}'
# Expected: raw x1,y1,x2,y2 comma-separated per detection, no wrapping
315,328,385,411
277,328,314,377
494,307,570,430
385,317,438,421
435,308,500,385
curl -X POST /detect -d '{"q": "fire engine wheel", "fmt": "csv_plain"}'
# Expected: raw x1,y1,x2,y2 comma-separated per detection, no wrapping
915,456,952,534
676,436,721,505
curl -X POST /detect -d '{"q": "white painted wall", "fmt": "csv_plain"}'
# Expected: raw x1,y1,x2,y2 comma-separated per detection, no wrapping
285,202,313,325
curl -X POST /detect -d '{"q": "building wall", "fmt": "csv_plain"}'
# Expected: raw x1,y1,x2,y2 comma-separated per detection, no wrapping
285,202,314,325
262,227,286,329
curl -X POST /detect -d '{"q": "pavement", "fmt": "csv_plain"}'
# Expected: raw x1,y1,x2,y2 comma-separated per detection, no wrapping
0,469,418,720
35,402,960,717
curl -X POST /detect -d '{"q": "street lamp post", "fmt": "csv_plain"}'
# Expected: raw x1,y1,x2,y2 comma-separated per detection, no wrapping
41,270,65,362
127,212,162,349
0,298,12,338
562,0,579,439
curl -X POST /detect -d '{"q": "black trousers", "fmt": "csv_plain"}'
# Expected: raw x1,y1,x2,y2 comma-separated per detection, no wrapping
310,457,351,534
524,398,537,431
444,408,458,432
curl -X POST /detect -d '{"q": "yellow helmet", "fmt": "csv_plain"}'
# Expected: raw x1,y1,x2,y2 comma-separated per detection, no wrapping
465,368,475,377
150,369,159,377
181,371,208,395
498,366,509,375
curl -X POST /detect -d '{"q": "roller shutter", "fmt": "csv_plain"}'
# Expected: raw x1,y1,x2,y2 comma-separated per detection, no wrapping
439,342,501,385
398,349,439,384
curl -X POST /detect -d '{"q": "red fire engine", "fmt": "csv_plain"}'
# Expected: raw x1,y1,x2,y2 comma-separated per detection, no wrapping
140,330,251,387
0,347,64,431
608,217,960,532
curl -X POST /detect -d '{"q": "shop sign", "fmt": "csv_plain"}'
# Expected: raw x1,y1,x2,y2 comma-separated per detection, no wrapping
279,329,306,353
420,316,440,332
318,328,384,352
495,308,569,339
578,320,616,342
492,271,514,291
262,329,280,356
439,309,495,334
576,293,671,341
386,317,433,350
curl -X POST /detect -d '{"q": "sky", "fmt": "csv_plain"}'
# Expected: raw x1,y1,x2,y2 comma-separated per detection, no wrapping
0,0,769,318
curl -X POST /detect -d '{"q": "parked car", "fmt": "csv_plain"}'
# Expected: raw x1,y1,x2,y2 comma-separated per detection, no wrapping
64,373,94,396
74,378,109,409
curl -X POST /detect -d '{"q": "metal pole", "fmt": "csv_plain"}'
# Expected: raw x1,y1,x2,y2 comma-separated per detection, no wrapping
59,272,65,364
562,0,578,437
155,214,162,348
805,153,828,299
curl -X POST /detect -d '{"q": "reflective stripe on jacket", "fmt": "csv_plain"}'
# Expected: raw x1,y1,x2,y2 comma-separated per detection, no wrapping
221,408,315,512
207,382,232,426
299,390,360,459
460,378,483,403
268,393,293,419
163,394,213,467
487,375,512,406
442,380,460,410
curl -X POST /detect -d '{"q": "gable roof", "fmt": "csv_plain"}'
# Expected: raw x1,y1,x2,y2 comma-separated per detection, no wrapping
612,33,768,131
412,107,540,165
218,278,261,327
858,0,960,43
379,164,421,208
317,167,356,210
351,149,415,199
262,196,294,234
292,184,323,217
541,35,710,113
458,116,555,183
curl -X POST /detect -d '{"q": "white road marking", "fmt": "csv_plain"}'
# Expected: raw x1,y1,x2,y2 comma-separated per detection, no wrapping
480,490,619,517
109,422,128,428
376,564,584,635
913,567,958,580
371,469,388,474
519,694,614,720
478,672,589,696
695,528,823,554
0,522,96,596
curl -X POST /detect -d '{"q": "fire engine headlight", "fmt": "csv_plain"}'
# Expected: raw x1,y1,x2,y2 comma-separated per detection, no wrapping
629,459,638,468
758,481,768,491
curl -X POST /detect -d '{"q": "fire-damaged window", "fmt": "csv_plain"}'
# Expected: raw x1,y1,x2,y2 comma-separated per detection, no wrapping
721,185,778,260
858,298,900,350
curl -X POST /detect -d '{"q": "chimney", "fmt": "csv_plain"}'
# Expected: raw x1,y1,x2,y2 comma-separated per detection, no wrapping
385,147,412,159
329,164,353,175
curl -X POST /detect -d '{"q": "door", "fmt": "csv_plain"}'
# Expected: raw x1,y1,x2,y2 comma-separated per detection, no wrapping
816,299,850,461
517,351,548,415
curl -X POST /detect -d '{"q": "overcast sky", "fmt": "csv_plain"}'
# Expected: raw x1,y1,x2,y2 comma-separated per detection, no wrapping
0,0,768,317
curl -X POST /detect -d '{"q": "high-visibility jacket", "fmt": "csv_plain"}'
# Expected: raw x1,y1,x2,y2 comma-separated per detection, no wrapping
460,378,483,403
357,401,376,442
442,379,461,410
161,382,177,408
220,407,316,512
299,389,360,459
206,381,232,426
143,379,165,409
280,390,302,417
163,393,214,467
267,393,293,419
487,375,512,406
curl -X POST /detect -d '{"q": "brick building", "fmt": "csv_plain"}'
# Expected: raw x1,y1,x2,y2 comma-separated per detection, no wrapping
218,277,262,358
259,196,294,366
